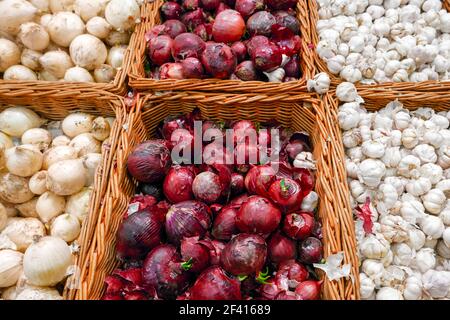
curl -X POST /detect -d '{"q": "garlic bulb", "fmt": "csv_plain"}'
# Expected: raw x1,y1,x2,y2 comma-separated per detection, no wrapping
23,236,72,286
419,214,445,239
336,82,362,102
358,159,386,187
0,249,23,288
376,287,404,300
307,72,331,94
360,234,390,259
422,270,450,298
422,189,446,215
15,286,62,300
50,213,80,242
360,273,376,299
413,248,436,273
403,275,423,300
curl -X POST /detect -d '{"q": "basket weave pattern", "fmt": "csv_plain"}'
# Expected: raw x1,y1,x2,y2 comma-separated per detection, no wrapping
128,0,315,96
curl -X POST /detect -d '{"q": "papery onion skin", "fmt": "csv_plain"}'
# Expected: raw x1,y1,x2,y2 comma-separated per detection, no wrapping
189,266,242,300
161,2,183,20
211,204,239,240
252,41,282,72
267,232,297,264
149,35,174,66
275,260,309,291
235,60,259,81
201,42,237,79
230,173,245,196
163,166,195,203
274,11,300,35
246,11,276,37
142,244,190,299
163,20,187,39
172,33,206,61
295,280,322,300
127,140,172,184
260,280,283,300
165,200,212,245
201,0,221,11
194,23,213,42
244,165,277,198
181,57,204,79
235,0,265,18
159,62,185,79
192,171,223,204
236,195,281,234
212,10,246,43
180,236,211,273
231,41,248,63
283,212,315,240
298,237,323,264
246,36,270,58
182,0,199,10
181,8,206,31
284,55,301,78
268,178,303,213
220,233,267,276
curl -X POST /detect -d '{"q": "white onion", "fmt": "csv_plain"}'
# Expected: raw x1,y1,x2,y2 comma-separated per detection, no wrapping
0,132,14,149
15,286,62,300
42,145,78,169
1,218,45,252
46,159,87,196
70,133,101,156
0,249,23,288
105,0,140,32
0,39,21,72
23,236,72,286
0,203,7,231
65,187,92,223
51,135,70,147
28,171,48,195
3,203,18,218
50,213,81,242
3,65,38,81
29,0,50,13
21,49,43,71
47,12,85,47
15,198,39,218
40,14,52,31
5,145,43,177
38,70,59,81
39,50,74,78
69,34,107,70
93,64,116,83
91,117,111,141
105,31,131,46
64,66,94,82
62,113,94,138
74,0,109,22
36,191,65,223
0,173,34,204
1,285,17,299
82,153,102,186
49,0,75,13
86,17,112,39
21,128,52,151
0,107,43,138
0,0,38,36
107,45,127,69
18,22,50,51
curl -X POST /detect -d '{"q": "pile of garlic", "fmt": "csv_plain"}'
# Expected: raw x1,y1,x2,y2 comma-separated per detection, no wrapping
337,82,450,300
0,107,113,300
316,0,450,83
0,0,143,83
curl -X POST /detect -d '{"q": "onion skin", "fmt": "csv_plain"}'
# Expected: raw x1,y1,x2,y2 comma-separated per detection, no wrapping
181,57,204,79
247,11,276,37
230,173,245,196
252,41,282,72
189,266,242,300
180,236,211,273
116,209,164,260
172,33,206,61
268,178,303,213
266,0,297,10
215,2,230,15
230,193,249,205
260,280,283,300
274,11,300,35
182,0,199,10
244,165,277,197
231,42,248,63
283,55,301,78
298,237,323,264
283,212,314,240
145,25,167,43
163,20,187,39
181,8,205,30
127,140,172,184
165,200,212,245
163,166,196,203
194,23,213,41
159,62,184,79
149,35,174,66
211,204,239,240
192,171,223,204
236,196,281,234
276,260,309,288
142,244,190,299
295,280,322,300
161,2,183,20
235,0,265,18
212,10,246,43
200,0,220,11
201,42,237,79
221,233,267,276
246,36,270,58
235,60,259,81
267,232,297,264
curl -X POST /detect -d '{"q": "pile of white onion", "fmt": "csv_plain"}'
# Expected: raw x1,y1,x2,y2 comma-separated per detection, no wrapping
0,106,114,300
0,0,143,83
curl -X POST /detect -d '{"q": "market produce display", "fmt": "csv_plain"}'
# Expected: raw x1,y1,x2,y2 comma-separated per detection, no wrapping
0,0,143,82
0,107,113,300
316,0,450,83
337,82,450,300
103,109,324,300
145,0,302,82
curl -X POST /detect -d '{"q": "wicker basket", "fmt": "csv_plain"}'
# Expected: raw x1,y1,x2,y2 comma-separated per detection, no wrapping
128,0,315,95
308,0,450,91
0,92,125,300
74,91,359,300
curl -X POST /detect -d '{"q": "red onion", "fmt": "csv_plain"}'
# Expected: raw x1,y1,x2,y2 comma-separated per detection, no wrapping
252,41,282,71
163,166,195,203
244,165,277,197
201,42,237,79
202,239,226,265
138,184,163,200
127,140,172,183
189,266,242,300
284,77,296,82
298,237,323,264
203,144,234,166
236,195,281,234
128,195,158,214
220,233,267,276
180,236,211,273
181,57,204,78
163,20,187,39
247,11,276,37
165,200,212,245
283,212,314,240
142,244,190,299
295,280,322,300
148,35,173,66
275,291,301,300
161,115,185,140
230,193,249,205
285,132,311,160
271,24,301,56
181,8,206,30
159,62,185,79
283,55,300,78
231,42,248,63
215,2,230,15
161,2,183,20
312,220,323,239
192,171,223,204
268,178,303,213
246,35,270,58
194,23,213,41
276,260,308,288
103,293,123,300
170,128,194,163
274,11,300,35
116,209,165,260
223,0,236,6
145,25,167,43
235,0,265,18
267,232,297,264
200,0,220,11
232,120,256,144
235,142,260,165
172,33,206,61
260,280,283,300
211,204,239,240
124,290,148,300
235,61,259,81
182,0,199,10
266,0,297,10
230,173,245,196
212,10,246,43
292,168,315,199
